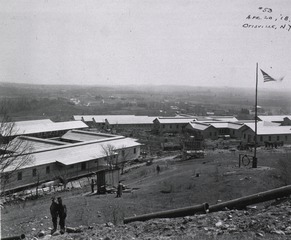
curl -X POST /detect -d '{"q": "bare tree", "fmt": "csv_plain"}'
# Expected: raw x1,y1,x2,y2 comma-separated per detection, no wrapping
101,144,118,187
119,146,131,175
101,144,117,170
0,107,33,194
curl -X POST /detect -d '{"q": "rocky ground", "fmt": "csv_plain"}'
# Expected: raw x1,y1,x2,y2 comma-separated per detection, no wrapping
3,148,291,240
24,197,291,240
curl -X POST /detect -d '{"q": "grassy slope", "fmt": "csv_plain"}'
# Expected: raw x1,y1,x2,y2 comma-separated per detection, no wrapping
1,148,290,238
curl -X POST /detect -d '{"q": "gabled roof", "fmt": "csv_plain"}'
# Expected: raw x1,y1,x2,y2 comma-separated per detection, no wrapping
73,115,135,122
155,117,196,124
73,115,156,124
105,116,156,125
2,137,141,172
258,115,291,122
7,136,68,152
209,122,244,129
243,122,291,135
208,117,238,122
187,122,211,131
187,121,243,131
3,120,88,136
73,115,98,122
61,130,118,142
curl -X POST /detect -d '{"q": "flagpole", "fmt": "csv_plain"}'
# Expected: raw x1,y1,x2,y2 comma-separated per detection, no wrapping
253,62,258,168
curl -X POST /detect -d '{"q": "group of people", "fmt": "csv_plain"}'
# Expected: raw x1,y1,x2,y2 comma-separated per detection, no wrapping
50,196,67,234
50,181,124,234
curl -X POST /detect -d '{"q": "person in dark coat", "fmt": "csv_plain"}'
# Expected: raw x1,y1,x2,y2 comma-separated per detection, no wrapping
91,179,95,193
156,165,161,174
57,197,67,234
116,181,123,198
50,196,58,234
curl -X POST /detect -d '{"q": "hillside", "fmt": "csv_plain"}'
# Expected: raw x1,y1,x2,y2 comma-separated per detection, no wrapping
24,198,291,240
2,147,291,239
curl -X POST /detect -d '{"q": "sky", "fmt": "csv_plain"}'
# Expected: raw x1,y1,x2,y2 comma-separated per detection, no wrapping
0,0,291,89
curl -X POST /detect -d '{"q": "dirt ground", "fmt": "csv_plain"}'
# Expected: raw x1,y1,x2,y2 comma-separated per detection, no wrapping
1,146,291,239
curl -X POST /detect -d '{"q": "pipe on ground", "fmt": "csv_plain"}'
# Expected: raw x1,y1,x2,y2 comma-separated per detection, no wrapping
1,234,25,240
124,202,209,224
209,185,291,212
124,185,291,224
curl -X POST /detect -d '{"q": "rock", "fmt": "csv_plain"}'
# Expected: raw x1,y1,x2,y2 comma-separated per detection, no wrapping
182,216,192,224
66,227,83,233
32,237,38,240
106,222,114,227
256,232,264,237
44,216,48,219
285,226,291,234
271,229,285,235
52,231,60,236
42,235,52,240
215,221,223,228
37,230,45,237
32,228,36,231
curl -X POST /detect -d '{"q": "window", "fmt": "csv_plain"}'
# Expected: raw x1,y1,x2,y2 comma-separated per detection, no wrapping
277,136,280,141
209,132,212,137
17,172,22,181
46,166,50,174
269,136,271,141
170,125,172,129
134,148,136,154
244,134,246,139
162,125,165,129
81,162,87,171
285,136,288,141
32,168,37,177
176,124,179,129
260,136,263,142
122,150,125,156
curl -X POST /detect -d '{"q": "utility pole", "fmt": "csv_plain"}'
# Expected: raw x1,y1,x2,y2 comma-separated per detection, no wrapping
252,62,258,168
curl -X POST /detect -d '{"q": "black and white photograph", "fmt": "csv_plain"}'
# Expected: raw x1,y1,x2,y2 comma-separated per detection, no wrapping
1,0,291,239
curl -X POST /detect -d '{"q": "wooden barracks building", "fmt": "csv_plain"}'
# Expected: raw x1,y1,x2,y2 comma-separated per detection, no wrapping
0,121,141,193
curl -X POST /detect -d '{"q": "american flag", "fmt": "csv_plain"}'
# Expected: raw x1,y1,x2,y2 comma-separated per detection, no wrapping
260,69,284,82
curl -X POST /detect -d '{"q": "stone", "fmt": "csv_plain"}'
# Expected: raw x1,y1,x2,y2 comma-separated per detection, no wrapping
42,235,52,240
52,231,60,236
106,222,114,227
272,229,285,235
215,221,223,228
285,226,291,234
37,230,45,237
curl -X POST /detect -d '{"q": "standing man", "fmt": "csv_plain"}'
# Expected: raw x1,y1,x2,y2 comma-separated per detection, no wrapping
91,179,95,193
156,165,161,174
50,196,58,234
116,181,123,198
57,197,67,234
